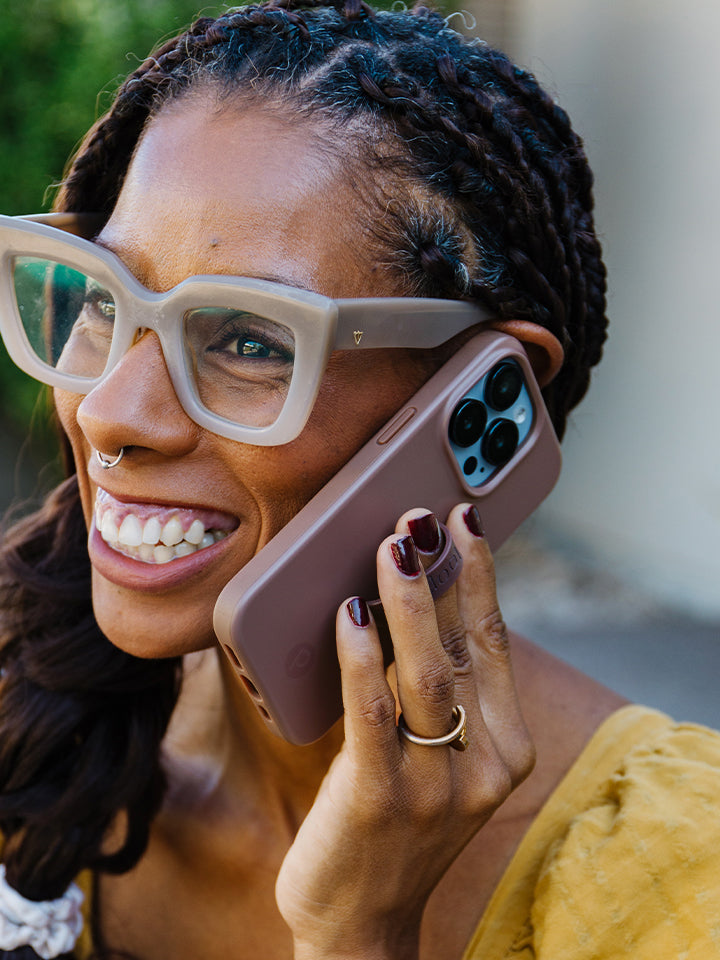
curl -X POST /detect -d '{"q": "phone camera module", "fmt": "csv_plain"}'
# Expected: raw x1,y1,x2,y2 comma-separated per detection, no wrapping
485,362,523,411
449,398,487,448
481,418,520,467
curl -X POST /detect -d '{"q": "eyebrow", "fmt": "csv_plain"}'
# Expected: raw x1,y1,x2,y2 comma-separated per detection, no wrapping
92,236,313,293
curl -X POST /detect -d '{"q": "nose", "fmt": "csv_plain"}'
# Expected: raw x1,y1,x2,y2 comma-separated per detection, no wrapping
77,330,200,459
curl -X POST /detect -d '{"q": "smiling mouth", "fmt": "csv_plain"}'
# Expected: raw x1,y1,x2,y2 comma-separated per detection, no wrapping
95,488,237,564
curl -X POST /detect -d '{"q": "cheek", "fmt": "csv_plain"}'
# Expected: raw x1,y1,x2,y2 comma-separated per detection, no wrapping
271,352,437,498
54,388,84,444
53,388,94,525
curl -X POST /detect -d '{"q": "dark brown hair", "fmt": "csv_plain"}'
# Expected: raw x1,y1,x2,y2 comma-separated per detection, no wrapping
0,2,606,955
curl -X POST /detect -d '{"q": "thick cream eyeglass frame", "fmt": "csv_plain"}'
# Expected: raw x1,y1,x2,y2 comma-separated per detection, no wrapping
0,213,491,445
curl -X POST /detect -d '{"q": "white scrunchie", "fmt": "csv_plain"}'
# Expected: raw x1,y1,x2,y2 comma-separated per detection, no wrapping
0,865,84,959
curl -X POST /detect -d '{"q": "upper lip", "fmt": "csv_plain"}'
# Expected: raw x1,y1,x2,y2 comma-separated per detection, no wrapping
92,483,241,527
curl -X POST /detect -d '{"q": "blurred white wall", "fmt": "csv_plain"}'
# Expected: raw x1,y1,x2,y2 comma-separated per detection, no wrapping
496,0,720,618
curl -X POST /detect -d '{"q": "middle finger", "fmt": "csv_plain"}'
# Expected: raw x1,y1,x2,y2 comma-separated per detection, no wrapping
377,532,457,741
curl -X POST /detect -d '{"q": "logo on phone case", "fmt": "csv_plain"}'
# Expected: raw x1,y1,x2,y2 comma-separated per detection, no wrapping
286,643,316,678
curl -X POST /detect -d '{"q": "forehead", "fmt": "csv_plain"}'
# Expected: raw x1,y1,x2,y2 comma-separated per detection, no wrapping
100,95,398,297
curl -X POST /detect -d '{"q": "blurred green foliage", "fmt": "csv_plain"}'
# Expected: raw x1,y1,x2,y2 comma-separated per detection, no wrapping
0,0,222,436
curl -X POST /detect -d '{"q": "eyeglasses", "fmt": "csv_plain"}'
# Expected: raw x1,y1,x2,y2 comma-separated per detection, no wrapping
0,213,490,445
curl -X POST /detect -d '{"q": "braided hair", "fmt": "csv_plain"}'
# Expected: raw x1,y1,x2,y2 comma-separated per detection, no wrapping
58,0,607,435
0,3,606,956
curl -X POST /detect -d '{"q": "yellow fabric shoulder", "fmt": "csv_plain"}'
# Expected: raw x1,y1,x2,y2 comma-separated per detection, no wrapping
463,705,720,959
75,869,94,959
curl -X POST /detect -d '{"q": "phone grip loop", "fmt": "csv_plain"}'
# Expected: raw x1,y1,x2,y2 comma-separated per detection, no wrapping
423,522,464,599
368,522,463,661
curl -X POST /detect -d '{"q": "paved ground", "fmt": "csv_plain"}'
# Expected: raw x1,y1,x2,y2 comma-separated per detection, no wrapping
496,522,720,729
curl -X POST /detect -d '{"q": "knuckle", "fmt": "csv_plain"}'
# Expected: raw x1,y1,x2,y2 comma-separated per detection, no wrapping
413,660,455,706
398,589,432,622
440,622,473,674
473,608,510,658
474,761,513,810
509,735,537,786
357,692,397,730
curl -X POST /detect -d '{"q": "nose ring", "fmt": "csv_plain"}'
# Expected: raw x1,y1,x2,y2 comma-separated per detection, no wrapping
96,448,125,469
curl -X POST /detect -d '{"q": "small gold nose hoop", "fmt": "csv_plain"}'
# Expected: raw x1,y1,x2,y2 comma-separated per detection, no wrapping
95,448,125,469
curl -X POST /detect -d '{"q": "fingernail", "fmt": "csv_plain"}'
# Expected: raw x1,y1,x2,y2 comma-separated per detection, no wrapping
463,505,485,538
390,536,422,577
347,597,370,628
408,512,441,553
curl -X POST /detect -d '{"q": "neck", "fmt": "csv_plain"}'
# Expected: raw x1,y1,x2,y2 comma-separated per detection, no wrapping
161,647,344,828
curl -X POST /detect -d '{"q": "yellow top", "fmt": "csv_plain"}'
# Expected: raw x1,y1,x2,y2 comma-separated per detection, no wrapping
72,705,720,958
462,704,720,959
75,868,93,959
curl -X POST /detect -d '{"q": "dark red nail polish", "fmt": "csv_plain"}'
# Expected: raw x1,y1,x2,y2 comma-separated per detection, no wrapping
347,597,370,628
408,512,441,553
391,536,421,577
463,505,485,538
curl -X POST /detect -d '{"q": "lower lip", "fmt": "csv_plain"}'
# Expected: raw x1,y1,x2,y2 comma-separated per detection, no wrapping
88,524,235,592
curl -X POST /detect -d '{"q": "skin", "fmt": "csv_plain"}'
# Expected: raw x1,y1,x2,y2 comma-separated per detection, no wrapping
58,96,444,659
55,94,626,960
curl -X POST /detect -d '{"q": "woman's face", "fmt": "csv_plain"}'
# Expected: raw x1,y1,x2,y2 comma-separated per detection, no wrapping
55,96,441,658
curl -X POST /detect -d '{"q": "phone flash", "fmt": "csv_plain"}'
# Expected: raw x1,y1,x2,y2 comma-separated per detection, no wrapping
514,406,528,425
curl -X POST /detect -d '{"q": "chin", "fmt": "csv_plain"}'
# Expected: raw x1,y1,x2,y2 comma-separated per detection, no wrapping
92,592,218,660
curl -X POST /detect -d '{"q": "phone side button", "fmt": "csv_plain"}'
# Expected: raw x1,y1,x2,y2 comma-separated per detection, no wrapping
376,407,417,444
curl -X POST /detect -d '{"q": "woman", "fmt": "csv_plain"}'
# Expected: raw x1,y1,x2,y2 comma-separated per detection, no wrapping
1,2,719,958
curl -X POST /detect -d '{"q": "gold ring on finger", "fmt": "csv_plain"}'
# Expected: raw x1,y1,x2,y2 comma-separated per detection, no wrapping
397,704,469,752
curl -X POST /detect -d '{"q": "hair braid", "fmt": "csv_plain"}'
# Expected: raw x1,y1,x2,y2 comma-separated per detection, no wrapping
0,477,181,960
1,6,607,954
56,2,608,436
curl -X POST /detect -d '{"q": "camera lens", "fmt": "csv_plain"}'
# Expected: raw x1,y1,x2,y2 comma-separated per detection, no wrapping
481,418,519,467
449,398,487,448
485,362,523,411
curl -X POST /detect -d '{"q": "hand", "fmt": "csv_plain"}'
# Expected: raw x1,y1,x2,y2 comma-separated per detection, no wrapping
275,504,535,960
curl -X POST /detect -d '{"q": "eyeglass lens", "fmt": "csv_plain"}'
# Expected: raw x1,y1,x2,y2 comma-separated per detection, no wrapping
11,256,297,430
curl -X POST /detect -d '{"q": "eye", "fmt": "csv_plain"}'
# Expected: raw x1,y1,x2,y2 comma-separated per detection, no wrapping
96,298,116,320
233,336,282,359
83,281,116,321
197,309,293,362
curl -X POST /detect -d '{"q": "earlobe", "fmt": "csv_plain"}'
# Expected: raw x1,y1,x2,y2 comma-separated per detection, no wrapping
489,320,564,387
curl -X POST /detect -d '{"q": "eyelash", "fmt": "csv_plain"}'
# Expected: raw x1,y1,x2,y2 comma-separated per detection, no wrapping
209,316,294,364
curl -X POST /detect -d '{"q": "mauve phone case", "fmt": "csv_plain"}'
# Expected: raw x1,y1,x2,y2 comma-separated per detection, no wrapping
214,331,561,743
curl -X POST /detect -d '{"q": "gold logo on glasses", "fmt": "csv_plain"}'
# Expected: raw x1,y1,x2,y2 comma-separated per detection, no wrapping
353,331,364,345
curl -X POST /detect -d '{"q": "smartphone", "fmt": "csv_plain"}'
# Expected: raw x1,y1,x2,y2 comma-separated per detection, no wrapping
213,331,561,744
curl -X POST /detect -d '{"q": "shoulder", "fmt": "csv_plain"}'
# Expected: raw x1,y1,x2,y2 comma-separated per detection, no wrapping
530,709,720,959
465,695,720,960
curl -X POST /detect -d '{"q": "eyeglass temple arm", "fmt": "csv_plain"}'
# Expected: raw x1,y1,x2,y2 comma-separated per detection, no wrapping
333,298,492,350
18,212,104,238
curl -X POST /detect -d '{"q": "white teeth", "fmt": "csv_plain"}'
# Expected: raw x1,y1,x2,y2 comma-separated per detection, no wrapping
185,519,205,545
96,494,231,563
118,514,143,548
153,544,175,563
160,517,184,547
139,543,156,562
142,516,162,545
101,513,119,544
174,542,196,558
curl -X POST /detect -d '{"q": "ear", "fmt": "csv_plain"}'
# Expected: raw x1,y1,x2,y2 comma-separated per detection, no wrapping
489,320,564,388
